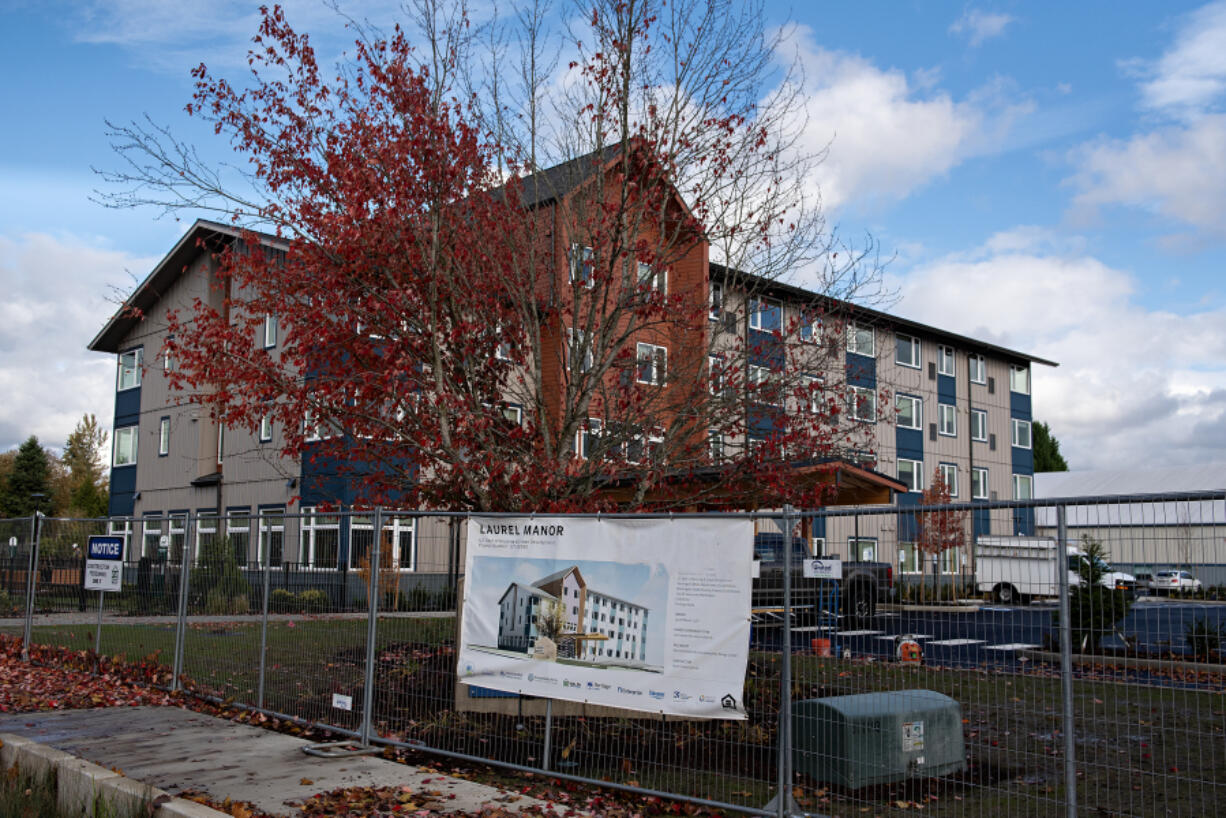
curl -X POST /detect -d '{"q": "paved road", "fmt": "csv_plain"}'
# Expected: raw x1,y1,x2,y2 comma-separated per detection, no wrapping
752,596,1226,671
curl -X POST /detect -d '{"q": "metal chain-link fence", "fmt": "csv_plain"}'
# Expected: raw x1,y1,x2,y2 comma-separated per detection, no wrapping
2,491,1223,817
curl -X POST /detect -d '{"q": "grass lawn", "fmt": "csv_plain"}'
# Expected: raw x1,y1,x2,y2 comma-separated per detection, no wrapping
5,617,1224,816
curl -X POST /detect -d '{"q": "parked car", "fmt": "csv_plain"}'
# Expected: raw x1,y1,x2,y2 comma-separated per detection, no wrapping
1149,570,1202,594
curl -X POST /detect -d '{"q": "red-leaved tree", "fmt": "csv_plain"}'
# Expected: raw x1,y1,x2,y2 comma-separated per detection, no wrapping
917,471,969,601
102,1,888,512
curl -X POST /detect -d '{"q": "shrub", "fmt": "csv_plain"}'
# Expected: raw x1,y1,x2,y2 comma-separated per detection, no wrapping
192,535,250,611
270,588,298,613
298,589,329,613
407,585,434,611
1060,536,1134,653
204,587,249,615
1185,617,1223,661
0,589,12,614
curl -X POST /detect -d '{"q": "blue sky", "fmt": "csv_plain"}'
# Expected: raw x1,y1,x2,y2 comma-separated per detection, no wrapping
2,1,1225,472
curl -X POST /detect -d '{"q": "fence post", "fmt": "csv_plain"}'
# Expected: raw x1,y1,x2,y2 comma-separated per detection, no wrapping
777,504,795,818
359,507,383,747
171,515,195,693
21,513,43,662
257,512,274,711
1055,504,1077,817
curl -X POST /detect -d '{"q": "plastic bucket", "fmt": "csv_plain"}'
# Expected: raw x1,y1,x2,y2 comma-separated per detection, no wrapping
811,637,832,657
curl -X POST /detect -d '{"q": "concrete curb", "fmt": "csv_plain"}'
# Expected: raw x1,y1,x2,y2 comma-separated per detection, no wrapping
1017,649,1226,674
0,732,228,818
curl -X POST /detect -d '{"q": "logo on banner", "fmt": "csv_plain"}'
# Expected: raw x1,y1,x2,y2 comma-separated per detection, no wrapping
673,691,692,701
649,690,666,700
617,686,643,696
721,694,738,710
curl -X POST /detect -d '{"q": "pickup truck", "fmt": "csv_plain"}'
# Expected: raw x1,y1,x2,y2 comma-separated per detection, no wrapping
752,533,894,623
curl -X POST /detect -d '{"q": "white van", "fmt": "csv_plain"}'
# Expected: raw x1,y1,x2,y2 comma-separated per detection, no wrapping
975,536,1137,604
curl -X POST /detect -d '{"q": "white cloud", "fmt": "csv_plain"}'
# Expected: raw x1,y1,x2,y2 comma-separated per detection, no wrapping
949,10,1015,47
894,228,1226,470
1131,0,1226,118
0,234,157,453
1066,3,1226,240
1068,115,1226,237
782,33,1026,212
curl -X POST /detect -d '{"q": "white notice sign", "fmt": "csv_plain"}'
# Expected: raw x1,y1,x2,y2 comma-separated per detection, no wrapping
458,517,754,720
84,536,124,592
803,558,843,580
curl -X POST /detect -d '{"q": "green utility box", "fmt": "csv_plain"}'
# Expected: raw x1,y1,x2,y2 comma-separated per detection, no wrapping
792,689,966,788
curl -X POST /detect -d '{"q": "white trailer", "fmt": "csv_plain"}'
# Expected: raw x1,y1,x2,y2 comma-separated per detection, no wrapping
975,536,1136,604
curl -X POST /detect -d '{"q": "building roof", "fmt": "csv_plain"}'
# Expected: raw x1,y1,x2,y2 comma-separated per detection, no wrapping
515,145,623,208
713,263,1058,369
88,219,287,354
1035,465,1226,527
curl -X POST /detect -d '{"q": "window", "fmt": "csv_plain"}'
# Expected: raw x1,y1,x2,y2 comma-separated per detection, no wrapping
259,415,273,443
898,458,923,493
107,519,132,562
971,409,987,441
638,261,666,294
896,334,920,368
577,418,602,460
226,511,250,565
195,513,218,564
972,467,989,500
748,365,781,405
494,325,511,361
898,541,921,574
163,338,174,373
846,322,875,356
263,314,278,348
1013,473,1033,500
142,515,162,560
937,345,955,376
708,355,724,396
113,426,138,466
1012,418,1032,449
799,312,822,344
749,297,781,332
117,348,142,391
216,423,225,465
158,417,170,456
937,463,959,497
258,512,284,567
568,327,593,373
849,537,877,562
969,353,986,384
1010,364,1030,394
501,404,523,425
302,508,340,569
709,282,723,321
708,430,724,462
569,244,594,286
896,394,922,430
847,386,877,422
802,374,823,413
938,403,956,436
636,342,667,385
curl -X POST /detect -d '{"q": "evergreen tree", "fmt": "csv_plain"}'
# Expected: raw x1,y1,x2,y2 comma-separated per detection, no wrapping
1,437,53,517
1034,421,1069,472
62,414,109,517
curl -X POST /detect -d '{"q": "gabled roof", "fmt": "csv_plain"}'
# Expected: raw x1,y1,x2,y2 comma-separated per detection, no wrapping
515,145,626,208
88,219,287,354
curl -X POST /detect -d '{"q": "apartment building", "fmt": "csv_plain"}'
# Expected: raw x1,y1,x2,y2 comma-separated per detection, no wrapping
89,158,1054,585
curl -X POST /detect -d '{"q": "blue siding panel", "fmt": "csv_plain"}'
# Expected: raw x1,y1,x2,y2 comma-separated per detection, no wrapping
1010,391,1032,418
845,352,876,388
936,374,956,405
896,427,924,461
1012,508,1036,536
114,389,141,427
109,466,137,517
748,407,785,438
973,505,991,539
747,330,784,369
1012,445,1034,474
896,493,920,541
810,515,827,540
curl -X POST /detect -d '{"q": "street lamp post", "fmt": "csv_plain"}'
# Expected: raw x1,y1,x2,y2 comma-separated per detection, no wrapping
21,493,46,661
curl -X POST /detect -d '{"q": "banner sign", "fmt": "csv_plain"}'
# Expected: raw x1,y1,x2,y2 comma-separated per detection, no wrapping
803,558,842,580
84,535,124,592
458,517,753,720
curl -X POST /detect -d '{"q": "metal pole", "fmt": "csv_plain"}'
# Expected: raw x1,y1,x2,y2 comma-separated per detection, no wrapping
21,513,43,662
359,508,383,747
777,505,795,818
257,512,274,711
543,697,553,772
1055,504,1077,817
94,590,104,672
171,515,195,693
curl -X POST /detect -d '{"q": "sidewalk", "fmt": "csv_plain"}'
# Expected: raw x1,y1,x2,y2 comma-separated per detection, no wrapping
0,706,557,816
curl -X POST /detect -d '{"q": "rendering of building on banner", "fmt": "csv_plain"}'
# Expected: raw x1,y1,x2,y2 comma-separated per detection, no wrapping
497,565,649,664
